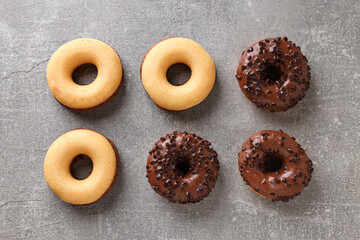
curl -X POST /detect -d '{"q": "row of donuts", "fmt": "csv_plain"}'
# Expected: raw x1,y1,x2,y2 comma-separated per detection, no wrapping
44,129,313,205
46,36,311,112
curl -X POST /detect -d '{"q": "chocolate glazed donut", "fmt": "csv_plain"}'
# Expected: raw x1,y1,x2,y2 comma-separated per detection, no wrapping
238,130,313,202
146,131,220,203
236,37,311,112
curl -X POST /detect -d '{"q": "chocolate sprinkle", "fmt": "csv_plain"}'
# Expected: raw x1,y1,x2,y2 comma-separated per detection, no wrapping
238,130,313,202
146,131,220,204
236,37,311,112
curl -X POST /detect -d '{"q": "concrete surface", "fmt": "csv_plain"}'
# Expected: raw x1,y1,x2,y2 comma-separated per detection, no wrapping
1,0,360,239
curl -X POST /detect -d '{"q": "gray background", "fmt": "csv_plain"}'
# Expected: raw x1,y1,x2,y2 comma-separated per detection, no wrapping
1,0,359,239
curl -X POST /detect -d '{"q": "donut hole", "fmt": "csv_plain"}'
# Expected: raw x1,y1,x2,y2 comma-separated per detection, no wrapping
263,64,281,83
264,155,283,173
174,157,191,177
70,154,93,180
72,64,98,85
166,63,191,86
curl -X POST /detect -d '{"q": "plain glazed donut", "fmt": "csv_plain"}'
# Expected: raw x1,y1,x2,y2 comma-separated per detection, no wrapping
146,131,220,203
46,38,123,111
140,37,216,111
44,129,120,205
238,130,313,202
236,37,311,112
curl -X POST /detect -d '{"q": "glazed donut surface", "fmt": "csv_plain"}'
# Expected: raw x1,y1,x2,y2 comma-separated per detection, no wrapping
238,130,313,202
141,37,216,111
46,38,123,111
146,131,220,203
236,37,310,112
44,129,119,205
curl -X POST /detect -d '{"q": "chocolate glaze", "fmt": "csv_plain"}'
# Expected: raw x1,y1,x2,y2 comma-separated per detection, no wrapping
238,130,313,202
236,37,311,112
67,128,120,206
146,131,220,203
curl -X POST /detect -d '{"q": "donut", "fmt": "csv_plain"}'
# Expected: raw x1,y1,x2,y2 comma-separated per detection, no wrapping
46,38,123,111
140,37,216,111
238,130,313,202
44,129,120,205
236,37,311,112
146,131,220,203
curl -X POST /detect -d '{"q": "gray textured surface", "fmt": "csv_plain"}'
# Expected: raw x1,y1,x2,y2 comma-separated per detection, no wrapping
1,0,360,239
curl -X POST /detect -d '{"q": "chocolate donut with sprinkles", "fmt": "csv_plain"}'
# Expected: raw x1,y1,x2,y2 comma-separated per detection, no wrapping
146,131,220,203
236,37,311,112
238,130,313,202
